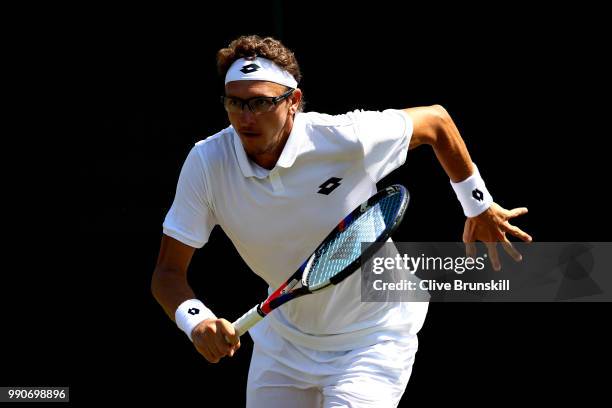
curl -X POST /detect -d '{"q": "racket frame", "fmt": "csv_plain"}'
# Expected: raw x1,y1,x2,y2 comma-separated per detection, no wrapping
232,185,409,336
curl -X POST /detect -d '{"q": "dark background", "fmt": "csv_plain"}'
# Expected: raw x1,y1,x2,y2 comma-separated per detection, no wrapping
3,2,610,406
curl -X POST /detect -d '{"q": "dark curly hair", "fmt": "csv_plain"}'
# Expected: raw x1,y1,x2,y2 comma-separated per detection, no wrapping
217,35,304,110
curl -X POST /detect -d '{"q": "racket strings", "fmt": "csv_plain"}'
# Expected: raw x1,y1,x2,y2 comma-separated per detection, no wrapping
305,193,403,288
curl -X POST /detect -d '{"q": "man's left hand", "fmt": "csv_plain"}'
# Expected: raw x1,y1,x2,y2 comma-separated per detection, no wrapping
463,202,532,271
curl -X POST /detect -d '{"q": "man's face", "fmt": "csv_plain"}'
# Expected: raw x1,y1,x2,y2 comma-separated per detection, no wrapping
224,81,300,159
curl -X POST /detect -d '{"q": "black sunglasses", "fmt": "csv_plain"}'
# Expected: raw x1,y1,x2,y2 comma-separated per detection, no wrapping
221,88,295,114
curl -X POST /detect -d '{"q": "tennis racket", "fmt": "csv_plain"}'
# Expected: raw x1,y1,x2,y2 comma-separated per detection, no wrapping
229,184,410,338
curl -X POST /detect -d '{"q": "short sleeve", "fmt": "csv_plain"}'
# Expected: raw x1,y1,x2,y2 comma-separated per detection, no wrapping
349,109,413,182
162,146,217,248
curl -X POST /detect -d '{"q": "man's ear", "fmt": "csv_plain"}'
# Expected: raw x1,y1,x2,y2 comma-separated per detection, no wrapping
290,88,302,114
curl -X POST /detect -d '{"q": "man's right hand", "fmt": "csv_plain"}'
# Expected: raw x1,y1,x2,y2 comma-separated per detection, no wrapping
191,318,241,363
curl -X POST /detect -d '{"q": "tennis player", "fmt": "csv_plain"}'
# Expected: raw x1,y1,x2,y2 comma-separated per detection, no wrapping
151,35,532,407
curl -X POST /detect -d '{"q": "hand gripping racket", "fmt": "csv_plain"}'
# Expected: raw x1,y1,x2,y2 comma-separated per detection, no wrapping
230,184,409,338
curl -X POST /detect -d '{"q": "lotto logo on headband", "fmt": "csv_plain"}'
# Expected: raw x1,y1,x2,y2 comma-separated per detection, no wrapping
240,64,260,74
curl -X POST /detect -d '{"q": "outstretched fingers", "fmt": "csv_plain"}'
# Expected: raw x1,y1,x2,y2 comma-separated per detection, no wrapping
502,221,532,242
484,242,501,271
501,239,522,262
505,207,528,219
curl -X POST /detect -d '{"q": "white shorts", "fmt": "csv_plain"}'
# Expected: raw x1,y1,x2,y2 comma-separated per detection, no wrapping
246,319,419,408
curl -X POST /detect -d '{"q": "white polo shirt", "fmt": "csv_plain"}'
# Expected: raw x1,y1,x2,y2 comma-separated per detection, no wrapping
163,109,429,351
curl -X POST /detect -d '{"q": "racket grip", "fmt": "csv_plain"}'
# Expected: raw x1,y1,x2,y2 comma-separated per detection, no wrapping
232,305,264,337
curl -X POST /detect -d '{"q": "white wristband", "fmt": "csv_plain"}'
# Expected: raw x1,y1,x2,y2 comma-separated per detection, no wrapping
450,163,493,217
175,299,216,342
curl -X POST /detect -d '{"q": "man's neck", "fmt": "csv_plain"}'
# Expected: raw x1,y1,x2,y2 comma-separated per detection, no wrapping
250,114,295,170
250,130,290,170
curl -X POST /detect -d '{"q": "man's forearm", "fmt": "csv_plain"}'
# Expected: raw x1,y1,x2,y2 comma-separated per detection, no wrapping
151,268,196,321
406,105,475,183
430,108,475,183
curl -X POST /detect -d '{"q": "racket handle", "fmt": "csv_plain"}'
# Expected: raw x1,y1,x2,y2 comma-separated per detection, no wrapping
232,305,264,337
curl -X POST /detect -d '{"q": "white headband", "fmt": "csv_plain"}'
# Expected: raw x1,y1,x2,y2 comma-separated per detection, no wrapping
225,57,298,88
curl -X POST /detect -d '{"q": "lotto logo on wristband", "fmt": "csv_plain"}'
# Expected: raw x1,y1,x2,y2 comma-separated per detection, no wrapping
450,163,493,218
176,299,217,341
